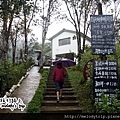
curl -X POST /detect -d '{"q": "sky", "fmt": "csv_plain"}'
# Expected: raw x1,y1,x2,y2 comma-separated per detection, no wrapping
30,0,120,44
31,20,75,43
30,0,75,44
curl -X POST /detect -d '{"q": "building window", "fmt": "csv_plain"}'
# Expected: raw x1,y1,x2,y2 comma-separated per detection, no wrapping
59,37,71,46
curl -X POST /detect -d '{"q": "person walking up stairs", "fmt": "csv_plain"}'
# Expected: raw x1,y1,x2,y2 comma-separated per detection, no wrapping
52,62,67,103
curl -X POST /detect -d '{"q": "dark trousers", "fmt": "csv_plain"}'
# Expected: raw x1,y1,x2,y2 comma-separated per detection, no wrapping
54,81,64,92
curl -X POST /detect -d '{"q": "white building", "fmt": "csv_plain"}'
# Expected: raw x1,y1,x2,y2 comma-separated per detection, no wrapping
49,28,91,61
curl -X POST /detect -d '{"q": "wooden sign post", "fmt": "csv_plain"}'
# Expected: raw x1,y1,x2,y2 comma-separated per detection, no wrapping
90,3,119,103
93,60,119,102
90,15,115,55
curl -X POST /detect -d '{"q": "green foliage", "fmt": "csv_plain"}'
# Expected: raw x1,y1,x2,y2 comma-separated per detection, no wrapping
67,43,120,113
77,43,120,80
0,0,23,18
77,49,99,71
67,68,95,113
24,58,34,69
0,59,33,95
26,68,49,113
95,92,120,113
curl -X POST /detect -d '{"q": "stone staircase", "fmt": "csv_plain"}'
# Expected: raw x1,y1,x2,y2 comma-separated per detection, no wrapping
40,66,82,116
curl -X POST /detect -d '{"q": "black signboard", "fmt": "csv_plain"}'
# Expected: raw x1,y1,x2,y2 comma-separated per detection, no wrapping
93,60,119,102
90,15,115,55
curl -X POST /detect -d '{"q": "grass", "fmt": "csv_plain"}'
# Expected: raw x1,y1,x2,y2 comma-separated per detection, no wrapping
67,67,95,113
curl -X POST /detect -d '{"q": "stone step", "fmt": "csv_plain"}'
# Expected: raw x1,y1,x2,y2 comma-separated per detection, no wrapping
48,77,69,79
44,95,77,100
40,66,81,114
47,85,71,88
45,90,74,95
46,88,73,91
47,83,71,86
40,106,82,113
47,80,70,83
47,80,70,82
42,100,79,106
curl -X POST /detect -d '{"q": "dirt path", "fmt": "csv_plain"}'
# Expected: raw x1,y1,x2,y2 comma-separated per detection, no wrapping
0,66,41,113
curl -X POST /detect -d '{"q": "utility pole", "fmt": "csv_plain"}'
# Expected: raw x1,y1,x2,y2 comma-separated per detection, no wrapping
97,0,102,15
97,0,107,60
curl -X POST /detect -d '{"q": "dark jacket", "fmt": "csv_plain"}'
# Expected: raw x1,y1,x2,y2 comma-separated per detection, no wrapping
52,66,67,82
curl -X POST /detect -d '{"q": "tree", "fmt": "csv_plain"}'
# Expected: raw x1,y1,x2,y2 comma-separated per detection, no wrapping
111,0,120,43
44,42,51,54
28,38,41,56
101,0,120,42
22,0,38,61
9,18,25,65
40,0,61,67
0,0,40,66
0,0,23,62
62,0,97,61
10,23,19,65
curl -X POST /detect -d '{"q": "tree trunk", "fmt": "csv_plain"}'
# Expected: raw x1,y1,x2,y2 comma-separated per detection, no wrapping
23,0,28,61
2,0,8,61
12,37,17,65
76,30,82,62
2,0,14,62
82,0,91,53
40,0,52,68
12,46,16,65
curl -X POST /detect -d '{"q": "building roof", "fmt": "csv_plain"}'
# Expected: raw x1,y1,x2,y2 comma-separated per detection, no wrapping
48,28,91,41
49,28,76,41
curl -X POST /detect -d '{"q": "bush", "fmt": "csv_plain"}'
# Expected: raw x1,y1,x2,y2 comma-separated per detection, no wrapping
26,68,49,113
66,43,120,113
67,68,95,113
95,91,120,113
0,60,33,95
